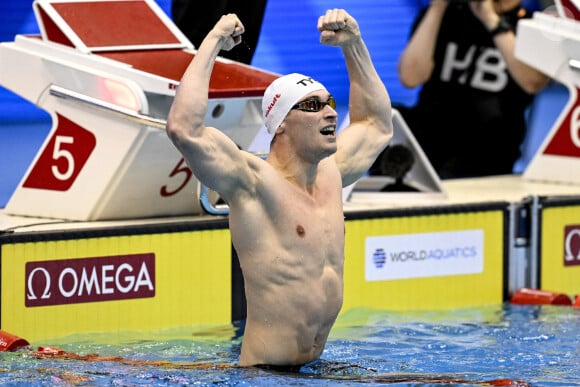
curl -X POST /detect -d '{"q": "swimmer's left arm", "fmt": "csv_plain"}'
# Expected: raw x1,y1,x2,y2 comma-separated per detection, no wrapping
318,9,393,187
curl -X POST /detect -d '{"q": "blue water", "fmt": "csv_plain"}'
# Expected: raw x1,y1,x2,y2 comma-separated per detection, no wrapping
1,304,578,386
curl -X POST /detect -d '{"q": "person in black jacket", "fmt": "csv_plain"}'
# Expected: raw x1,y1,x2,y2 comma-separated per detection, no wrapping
397,0,549,178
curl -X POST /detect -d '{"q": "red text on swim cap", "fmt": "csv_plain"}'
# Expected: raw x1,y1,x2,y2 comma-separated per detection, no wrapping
265,93,281,118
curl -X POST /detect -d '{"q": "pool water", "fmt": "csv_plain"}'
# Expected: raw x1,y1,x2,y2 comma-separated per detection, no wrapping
1,304,578,386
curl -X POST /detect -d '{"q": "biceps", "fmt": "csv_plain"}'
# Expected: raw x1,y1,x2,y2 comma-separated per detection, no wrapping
336,138,375,183
336,126,391,183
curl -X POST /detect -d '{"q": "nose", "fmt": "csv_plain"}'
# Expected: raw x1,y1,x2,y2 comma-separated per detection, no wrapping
324,104,337,119
323,100,337,112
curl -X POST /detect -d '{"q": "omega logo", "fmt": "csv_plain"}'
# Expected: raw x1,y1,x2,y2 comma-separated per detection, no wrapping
25,253,156,307
26,267,52,300
564,225,580,266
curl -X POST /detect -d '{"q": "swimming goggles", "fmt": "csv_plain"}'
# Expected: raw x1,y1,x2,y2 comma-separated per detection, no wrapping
291,96,336,112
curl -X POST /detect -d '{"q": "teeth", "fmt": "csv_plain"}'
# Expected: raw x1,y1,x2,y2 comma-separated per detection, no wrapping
321,126,335,135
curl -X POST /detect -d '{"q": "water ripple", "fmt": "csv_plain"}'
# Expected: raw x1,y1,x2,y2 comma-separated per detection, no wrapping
1,304,578,386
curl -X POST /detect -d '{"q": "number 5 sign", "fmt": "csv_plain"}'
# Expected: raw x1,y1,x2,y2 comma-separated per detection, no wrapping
6,104,206,220
23,114,96,191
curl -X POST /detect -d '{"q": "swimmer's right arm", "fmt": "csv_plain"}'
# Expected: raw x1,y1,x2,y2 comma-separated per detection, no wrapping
166,14,255,199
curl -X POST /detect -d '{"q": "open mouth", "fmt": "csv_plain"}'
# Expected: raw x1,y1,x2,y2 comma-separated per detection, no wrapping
320,126,336,136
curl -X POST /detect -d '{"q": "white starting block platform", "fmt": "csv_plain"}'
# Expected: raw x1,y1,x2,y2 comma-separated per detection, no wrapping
516,0,580,185
0,0,278,221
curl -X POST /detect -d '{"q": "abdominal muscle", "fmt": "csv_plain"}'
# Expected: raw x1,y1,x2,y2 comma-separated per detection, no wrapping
238,260,344,367
232,205,344,364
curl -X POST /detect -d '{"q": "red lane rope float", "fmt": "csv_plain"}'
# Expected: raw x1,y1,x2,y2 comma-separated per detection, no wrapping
0,330,29,352
304,373,531,386
510,288,573,306
32,345,233,369
0,329,231,369
0,330,531,386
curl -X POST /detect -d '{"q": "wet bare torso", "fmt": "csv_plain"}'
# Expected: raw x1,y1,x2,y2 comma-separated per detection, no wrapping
228,157,345,367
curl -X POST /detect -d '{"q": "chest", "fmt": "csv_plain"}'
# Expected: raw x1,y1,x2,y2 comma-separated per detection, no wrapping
271,180,344,244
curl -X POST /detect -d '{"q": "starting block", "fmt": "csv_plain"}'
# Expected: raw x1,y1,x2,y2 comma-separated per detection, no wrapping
342,109,447,204
515,0,580,184
0,0,278,220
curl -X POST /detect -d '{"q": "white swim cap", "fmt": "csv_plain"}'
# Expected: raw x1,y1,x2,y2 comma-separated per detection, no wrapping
262,73,327,135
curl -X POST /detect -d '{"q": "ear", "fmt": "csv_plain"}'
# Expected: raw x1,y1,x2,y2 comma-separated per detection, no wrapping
275,121,286,135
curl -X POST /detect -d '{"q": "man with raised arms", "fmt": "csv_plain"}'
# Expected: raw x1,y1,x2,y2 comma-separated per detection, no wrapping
166,8,393,368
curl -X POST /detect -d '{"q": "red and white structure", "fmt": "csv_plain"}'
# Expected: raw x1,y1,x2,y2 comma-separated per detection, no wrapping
0,0,278,220
516,0,580,184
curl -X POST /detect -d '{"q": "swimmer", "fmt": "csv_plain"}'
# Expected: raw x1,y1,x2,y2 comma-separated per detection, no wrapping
166,9,393,367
